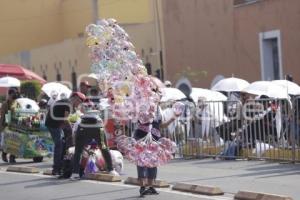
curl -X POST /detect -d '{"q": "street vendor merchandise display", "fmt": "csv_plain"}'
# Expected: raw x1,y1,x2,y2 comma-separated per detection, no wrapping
116,133,176,168
86,19,160,124
0,98,53,161
86,18,177,169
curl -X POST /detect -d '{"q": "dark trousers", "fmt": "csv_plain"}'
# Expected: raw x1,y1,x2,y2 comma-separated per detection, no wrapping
137,166,157,179
48,127,64,172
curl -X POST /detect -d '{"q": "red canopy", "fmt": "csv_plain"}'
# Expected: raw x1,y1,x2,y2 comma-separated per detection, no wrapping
0,64,46,84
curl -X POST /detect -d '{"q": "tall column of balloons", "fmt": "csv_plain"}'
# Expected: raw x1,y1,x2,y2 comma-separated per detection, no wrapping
86,19,176,167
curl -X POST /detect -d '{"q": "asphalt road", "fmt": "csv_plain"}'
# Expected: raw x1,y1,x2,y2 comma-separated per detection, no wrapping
0,171,227,200
1,157,299,199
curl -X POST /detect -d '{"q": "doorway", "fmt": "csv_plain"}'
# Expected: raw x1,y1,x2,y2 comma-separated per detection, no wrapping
259,30,283,80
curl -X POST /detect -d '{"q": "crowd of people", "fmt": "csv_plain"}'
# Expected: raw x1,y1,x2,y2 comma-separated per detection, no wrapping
0,79,179,197
186,88,300,159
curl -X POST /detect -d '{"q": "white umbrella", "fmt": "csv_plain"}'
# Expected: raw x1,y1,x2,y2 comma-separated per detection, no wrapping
211,77,250,92
191,88,227,102
191,88,228,125
15,98,40,112
0,76,21,87
41,82,72,99
243,81,289,99
272,80,300,96
160,88,186,102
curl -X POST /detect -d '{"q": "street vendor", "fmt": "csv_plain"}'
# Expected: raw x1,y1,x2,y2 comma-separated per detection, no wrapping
0,87,20,163
45,92,86,175
134,87,180,197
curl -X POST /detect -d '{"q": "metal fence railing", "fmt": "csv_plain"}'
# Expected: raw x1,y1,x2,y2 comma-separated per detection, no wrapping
163,97,300,162
72,96,300,163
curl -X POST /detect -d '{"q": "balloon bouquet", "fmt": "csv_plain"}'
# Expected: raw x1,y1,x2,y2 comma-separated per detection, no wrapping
116,134,177,168
86,18,179,168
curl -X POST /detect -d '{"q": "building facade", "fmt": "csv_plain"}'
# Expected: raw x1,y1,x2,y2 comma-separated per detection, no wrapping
160,0,300,87
1,0,299,88
0,0,162,82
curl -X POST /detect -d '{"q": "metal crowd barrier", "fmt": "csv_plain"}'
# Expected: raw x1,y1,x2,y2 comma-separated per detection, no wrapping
168,97,300,162
118,96,300,162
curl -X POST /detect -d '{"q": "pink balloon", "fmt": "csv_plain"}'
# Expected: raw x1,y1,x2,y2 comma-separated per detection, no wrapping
138,112,153,124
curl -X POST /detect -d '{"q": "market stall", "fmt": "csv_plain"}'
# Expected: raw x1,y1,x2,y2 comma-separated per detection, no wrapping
0,98,53,162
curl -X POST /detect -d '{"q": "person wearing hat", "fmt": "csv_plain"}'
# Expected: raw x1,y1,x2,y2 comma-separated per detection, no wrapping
80,81,92,96
45,92,86,175
0,87,20,163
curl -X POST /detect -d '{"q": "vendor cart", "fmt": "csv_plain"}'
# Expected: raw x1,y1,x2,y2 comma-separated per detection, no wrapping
0,98,53,162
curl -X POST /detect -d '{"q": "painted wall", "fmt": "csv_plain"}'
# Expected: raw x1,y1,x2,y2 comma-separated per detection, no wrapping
0,0,63,55
0,0,152,56
161,0,300,87
61,0,152,39
0,0,160,82
233,0,300,84
0,22,160,82
161,0,236,87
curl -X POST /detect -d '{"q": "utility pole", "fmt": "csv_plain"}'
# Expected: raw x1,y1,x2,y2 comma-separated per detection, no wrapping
92,0,99,24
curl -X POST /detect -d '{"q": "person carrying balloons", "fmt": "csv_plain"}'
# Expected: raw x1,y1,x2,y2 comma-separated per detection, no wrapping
133,87,181,197
84,18,184,197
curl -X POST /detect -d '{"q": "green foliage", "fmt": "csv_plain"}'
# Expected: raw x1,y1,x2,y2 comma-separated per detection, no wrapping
20,80,42,100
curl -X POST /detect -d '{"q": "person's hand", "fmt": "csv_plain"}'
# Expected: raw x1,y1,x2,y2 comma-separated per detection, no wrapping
170,114,179,122
174,112,181,118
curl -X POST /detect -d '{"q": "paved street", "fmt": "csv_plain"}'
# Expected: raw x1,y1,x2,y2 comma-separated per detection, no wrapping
0,171,217,200
0,158,300,199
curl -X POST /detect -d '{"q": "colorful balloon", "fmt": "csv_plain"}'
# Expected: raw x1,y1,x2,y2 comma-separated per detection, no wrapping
86,36,100,48
86,19,174,167
172,102,185,116
117,132,176,167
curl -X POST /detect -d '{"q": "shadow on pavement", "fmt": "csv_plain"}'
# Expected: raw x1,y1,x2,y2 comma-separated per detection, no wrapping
0,161,34,166
49,188,138,200
0,176,51,187
25,177,81,189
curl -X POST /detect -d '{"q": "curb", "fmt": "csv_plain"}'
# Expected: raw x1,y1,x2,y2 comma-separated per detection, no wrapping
7,166,39,173
172,182,224,196
85,173,122,182
43,169,121,182
124,177,170,188
43,169,53,175
234,191,293,200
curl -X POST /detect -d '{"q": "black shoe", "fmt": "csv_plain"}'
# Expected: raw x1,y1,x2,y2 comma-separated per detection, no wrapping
58,175,69,179
51,169,61,176
9,155,16,163
139,187,147,197
146,187,159,195
79,168,85,178
2,152,8,162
